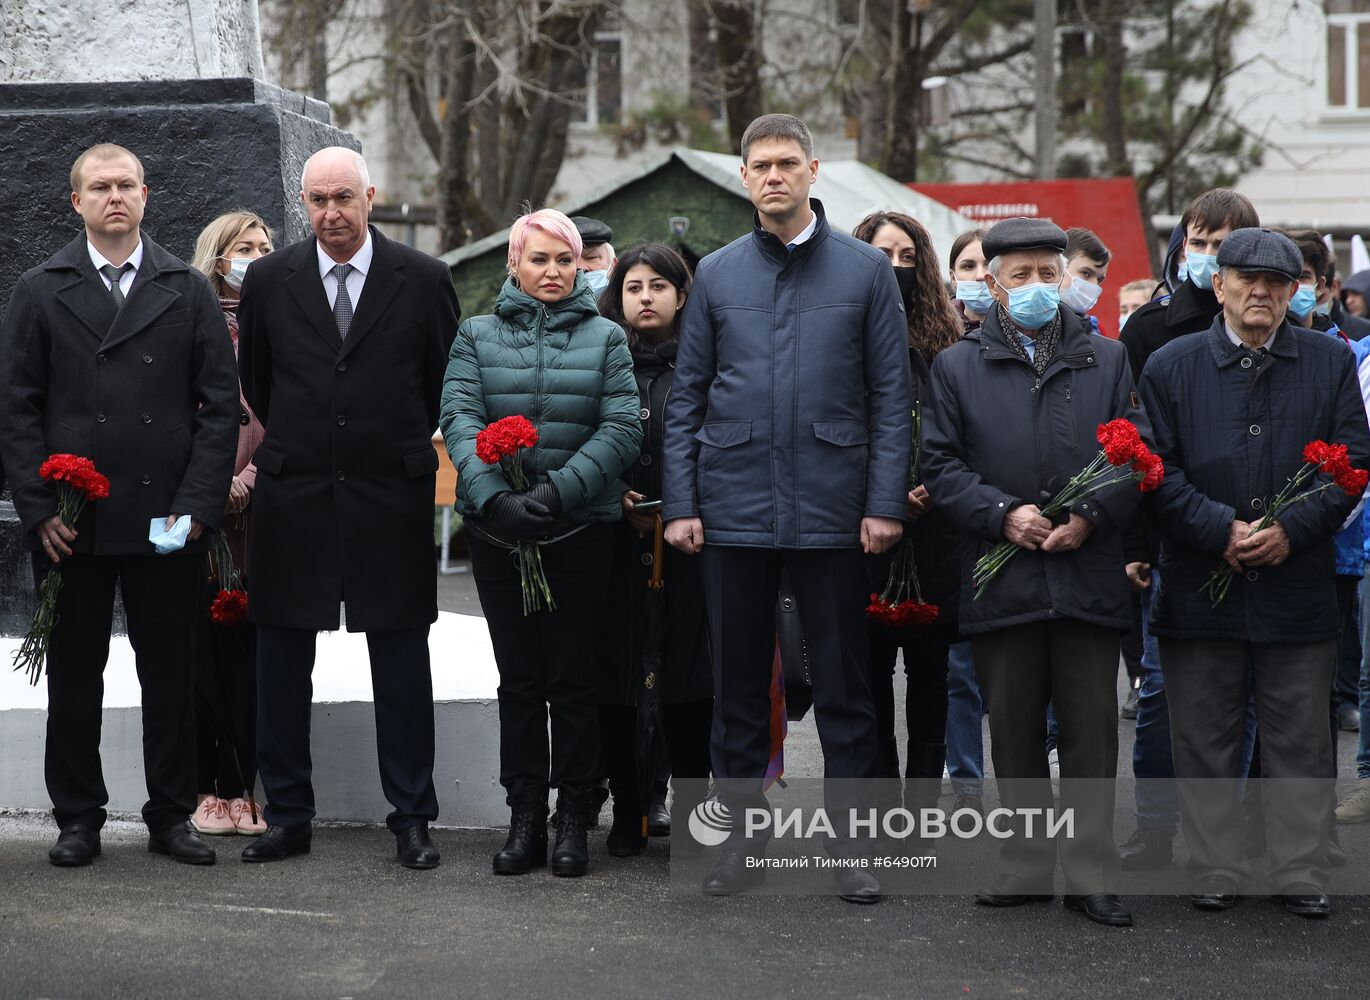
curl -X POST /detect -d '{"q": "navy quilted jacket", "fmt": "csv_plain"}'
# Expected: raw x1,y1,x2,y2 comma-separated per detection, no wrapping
1138,318,1370,643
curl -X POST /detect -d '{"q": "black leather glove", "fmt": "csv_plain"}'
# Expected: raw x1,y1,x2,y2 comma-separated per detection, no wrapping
487,491,553,540
525,482,562,516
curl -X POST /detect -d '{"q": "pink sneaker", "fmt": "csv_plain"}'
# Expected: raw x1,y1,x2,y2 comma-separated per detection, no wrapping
228,797,268,836
191,795,237,835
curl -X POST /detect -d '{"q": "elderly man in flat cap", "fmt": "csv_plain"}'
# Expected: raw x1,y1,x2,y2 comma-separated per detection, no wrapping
572,216,616,298
923,217,1150,927
1138,228,1370,919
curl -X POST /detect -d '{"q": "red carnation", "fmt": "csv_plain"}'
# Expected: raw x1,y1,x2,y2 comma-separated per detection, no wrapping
476,415,539,465
209,589,249,625
1132,447,1165,493
1337,466,1370,496
1096,419,1142,466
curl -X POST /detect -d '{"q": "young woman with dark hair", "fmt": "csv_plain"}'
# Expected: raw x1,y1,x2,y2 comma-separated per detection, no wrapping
948,228,991,331
853,212,965,829
593,243,714,856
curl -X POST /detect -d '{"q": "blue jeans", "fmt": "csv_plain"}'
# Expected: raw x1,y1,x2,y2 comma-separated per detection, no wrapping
1132,571,1177,832
944,640,984,795
1359,565,1370,778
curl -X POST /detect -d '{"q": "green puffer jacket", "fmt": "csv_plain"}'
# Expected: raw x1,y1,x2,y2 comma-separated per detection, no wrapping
440,274,642,523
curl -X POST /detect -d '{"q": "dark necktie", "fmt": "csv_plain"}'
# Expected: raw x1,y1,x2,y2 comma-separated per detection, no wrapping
332,263,355,340
99,263,132,308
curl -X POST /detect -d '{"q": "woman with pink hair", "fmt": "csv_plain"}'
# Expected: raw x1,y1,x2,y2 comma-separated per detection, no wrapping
439,208,642,878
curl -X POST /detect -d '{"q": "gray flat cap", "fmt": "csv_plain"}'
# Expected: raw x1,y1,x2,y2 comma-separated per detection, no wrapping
1216,228,1302,281
981,218,1068,261
570,215,613,247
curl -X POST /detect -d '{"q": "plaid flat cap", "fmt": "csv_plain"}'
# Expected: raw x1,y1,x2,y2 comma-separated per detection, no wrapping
1216,228,1302,281
981,218,1068,261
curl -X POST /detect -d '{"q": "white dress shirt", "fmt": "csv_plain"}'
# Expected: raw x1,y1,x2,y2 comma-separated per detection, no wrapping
318,231,373,310
785,212,819,250
88,240,143,298
1224,321,1277,352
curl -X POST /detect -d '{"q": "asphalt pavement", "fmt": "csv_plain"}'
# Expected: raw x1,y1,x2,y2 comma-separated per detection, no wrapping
0,560,1365,998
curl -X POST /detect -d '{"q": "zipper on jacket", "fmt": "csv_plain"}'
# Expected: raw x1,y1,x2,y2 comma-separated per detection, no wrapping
534,306,547,469
1065,382,1078,448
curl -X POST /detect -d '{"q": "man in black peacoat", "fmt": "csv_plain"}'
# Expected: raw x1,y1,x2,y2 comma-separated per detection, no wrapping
0,144,239,867
236,148,460,868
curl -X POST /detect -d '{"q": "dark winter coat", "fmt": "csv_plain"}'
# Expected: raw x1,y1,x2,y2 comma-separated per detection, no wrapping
1138,318,1370,643
866,347,963,634
661,199,913,547
237,227,461,632
1119,275,1221,383
0,234,238,555
439,273,641,526
596,337,712,706
921,306,1150,635
1331,299,1370,342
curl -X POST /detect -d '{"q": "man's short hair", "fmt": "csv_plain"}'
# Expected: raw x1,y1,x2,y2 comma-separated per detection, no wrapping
71,143,144,192
1274,228,1331,283
1120,278,1158,297
1179,188,1258,237
741,114,815,163
1065,227,1111,265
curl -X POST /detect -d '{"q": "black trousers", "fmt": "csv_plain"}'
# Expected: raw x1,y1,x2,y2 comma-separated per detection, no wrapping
972,618,1122,893
701,545,876,851
599,698,714,811
195,575,258,798
469,524,613,800
36,552,203,833
1161,637,1336,891
256,623,438,833
867,622,951,782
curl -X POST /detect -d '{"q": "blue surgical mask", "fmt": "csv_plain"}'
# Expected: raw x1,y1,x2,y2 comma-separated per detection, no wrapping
956,280,994,315
1187,252,1219,289
219,256,252,291
583,268,610,295
1289,283,1318,320
1315,298,1333,316
1119,311,1132,329
1059,277,1102,315
1176,258,1189,284
1004,282,1061,329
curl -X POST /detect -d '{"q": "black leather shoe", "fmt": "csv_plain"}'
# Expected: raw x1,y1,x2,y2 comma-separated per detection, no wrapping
952,793,983,816
1119,826,1173,871
49,824,100,867
975,873,1053,907
395,822,440,870
148,821,216,866
647,796,671,837
1338,703,1360,732
1064,893,1133,927
1190,874,1239,911
493,795,548,875
835,868,882,904
241,823,312,863
1120,683,1140,720
702,849,766,895
1280,882,1331,918
551,789,591,877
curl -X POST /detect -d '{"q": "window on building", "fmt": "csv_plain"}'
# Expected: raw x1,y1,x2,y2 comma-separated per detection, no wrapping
1327,1,1370,109
575,31,622,127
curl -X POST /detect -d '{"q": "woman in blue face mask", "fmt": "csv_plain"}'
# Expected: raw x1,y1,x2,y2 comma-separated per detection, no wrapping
188,211,273,837
948,228,991,331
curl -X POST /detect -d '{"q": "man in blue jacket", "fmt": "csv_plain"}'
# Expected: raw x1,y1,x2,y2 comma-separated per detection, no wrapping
662,113,911,903
1139,228,1370,918
921,217,1148,928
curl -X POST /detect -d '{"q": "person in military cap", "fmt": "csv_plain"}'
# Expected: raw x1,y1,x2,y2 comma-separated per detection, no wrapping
922,217,1151,927
1138,228,1370,919
571,216,616,297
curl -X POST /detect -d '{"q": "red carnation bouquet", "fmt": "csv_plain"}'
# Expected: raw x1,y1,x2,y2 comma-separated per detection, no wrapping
973,419,1164,599
1202,439,1370,606
868,405,940,628
11,454,111,685
208,531,249,625
475,415,555,614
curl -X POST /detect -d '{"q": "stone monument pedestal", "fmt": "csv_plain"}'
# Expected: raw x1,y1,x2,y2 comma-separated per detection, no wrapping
0,78,359,308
